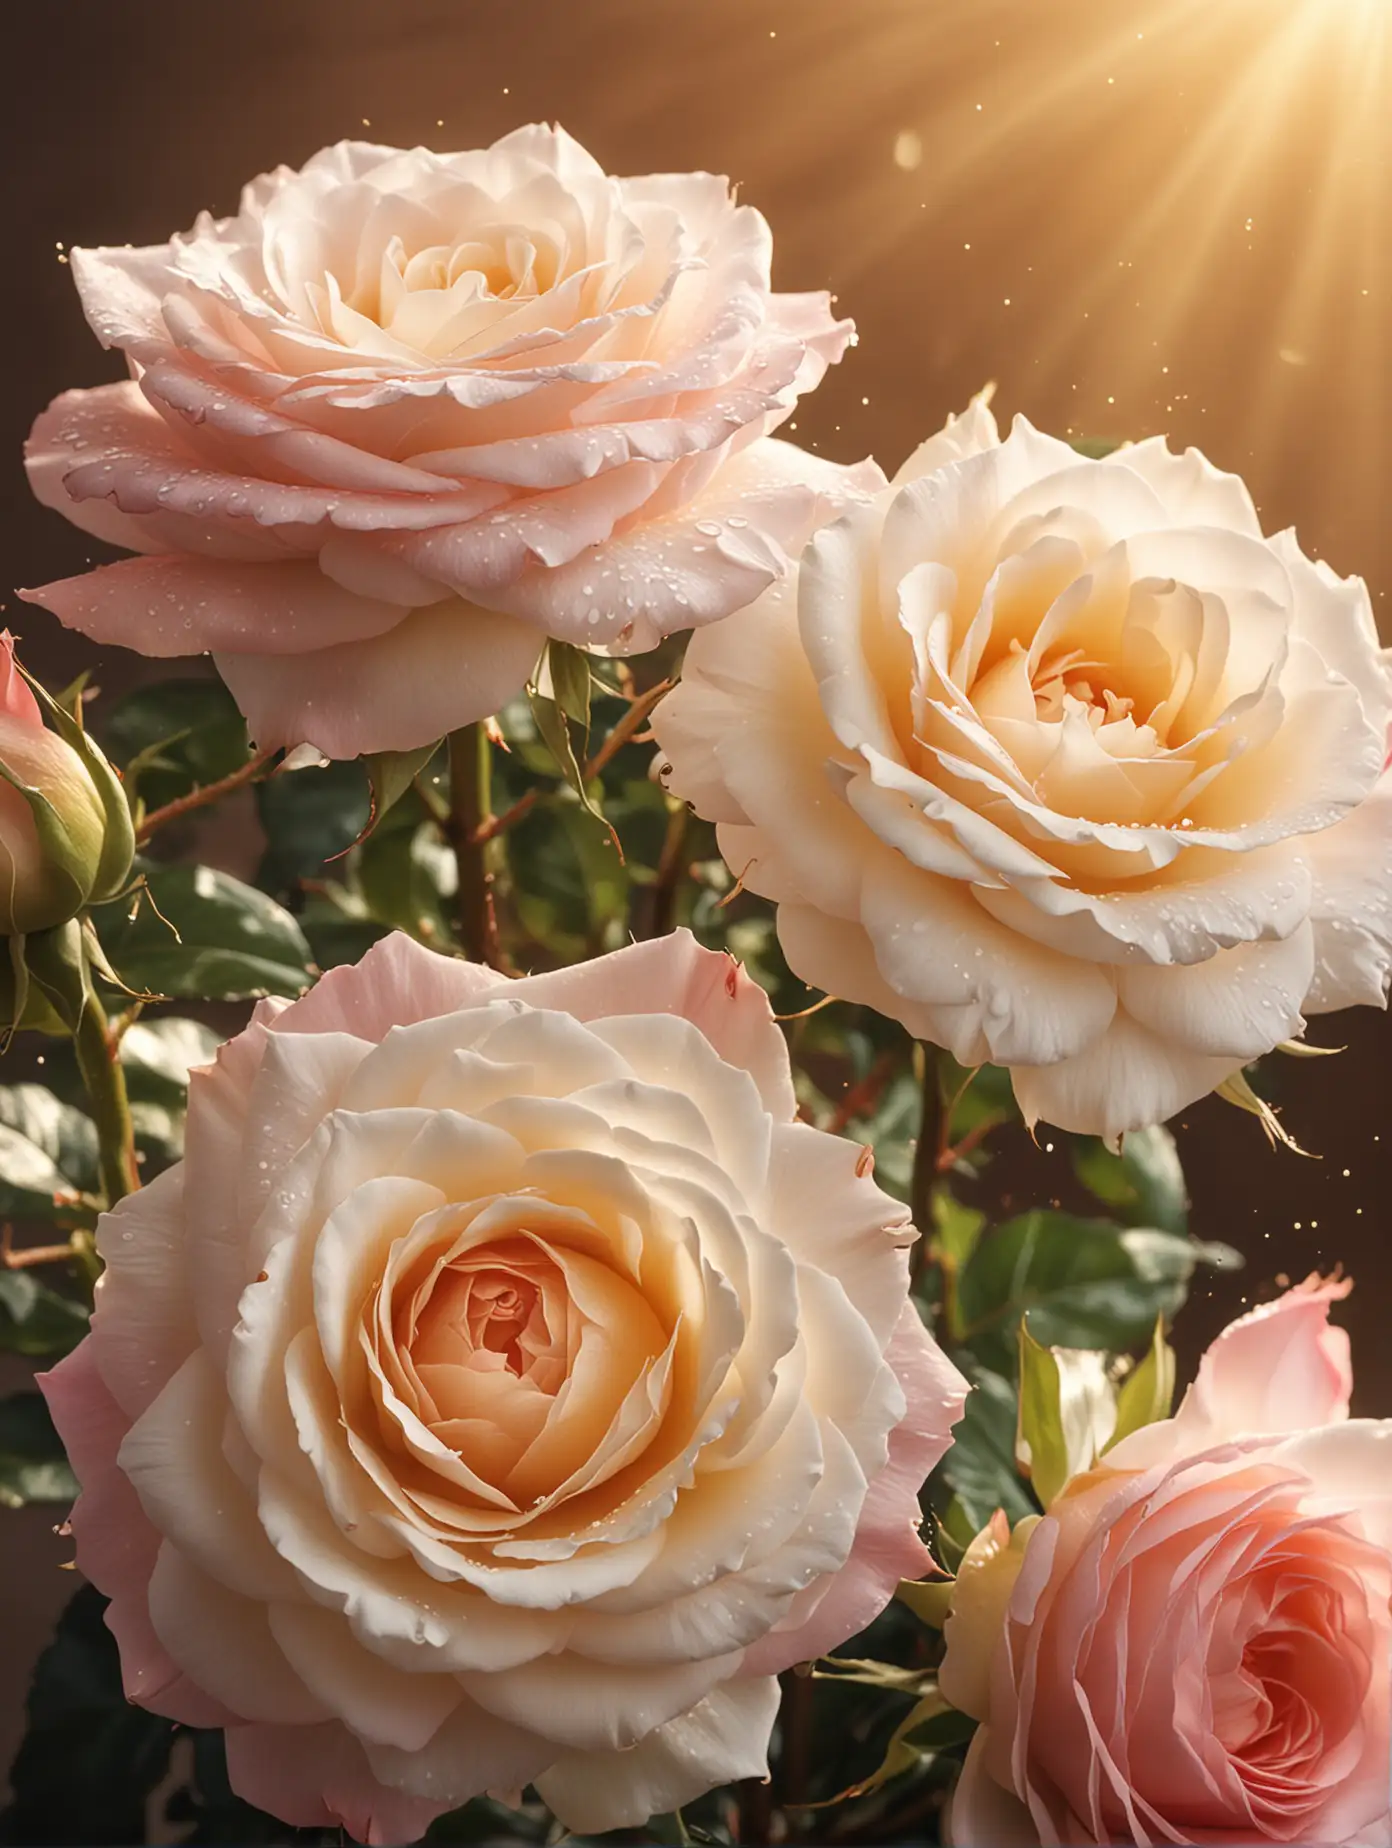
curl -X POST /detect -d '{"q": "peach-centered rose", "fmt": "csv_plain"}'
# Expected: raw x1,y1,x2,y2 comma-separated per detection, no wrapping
653,400,1392,1141
42,930,965,1842
939,1279,1392,1846
23,127,876,758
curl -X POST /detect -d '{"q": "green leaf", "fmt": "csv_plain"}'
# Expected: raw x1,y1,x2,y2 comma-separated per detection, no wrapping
941,1057,1017,1144
118,1017,223,1104
99,677,249,812
298,890,392,972
845,1070,921,1205
823,1687,972,1802
547,640,594,743
0,1086,98,1217
128,1100,186,1175
366,744,441,830
510,800,630,961
936,1366,1037,1530
358,814,456,946
526,683,619,854
956,1210,1237,1374
0,1392,78,1507
1073,1124,1188,1234
94,866,313,1002
256,758,371,892
1070,436,1123,459
1109,1317,1177,1451
0,1586,177,1845
0,1274,89,1359
933,1190,987,1271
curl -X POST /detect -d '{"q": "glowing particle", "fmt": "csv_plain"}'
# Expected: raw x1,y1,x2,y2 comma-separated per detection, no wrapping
893,130,923,170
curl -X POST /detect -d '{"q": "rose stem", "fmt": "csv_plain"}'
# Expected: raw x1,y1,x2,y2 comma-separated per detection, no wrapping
909,1041,944,1279
778,1667,816,1832
472,676,674,847
446,723,501,967
737,1769,775,1845
135,748,276,844
72,988,140,1208
634,799,688,941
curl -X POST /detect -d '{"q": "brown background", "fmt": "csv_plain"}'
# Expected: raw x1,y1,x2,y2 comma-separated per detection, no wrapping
3,0,1390,1798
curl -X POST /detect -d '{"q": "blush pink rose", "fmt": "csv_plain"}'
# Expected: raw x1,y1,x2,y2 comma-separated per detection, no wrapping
24,127,879,758
939,1278,1392,1846
42,929,966,1842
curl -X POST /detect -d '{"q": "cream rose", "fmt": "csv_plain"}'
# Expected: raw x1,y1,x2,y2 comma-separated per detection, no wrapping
24,127,876,758
939,1279,1392,1846
653,400,1392,1140
41,929,966,1842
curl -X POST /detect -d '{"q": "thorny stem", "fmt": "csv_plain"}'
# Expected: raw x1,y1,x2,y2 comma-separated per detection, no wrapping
635,800,688,941
908,1041,948,1300
472,678,674,847
1,1230,79,1270
779,1669,817,1834
827,1049,898,1136
135,749,276,843
909,1041,944,1240
737,1772,775,1846
446,723,500,967
72,988,139,1208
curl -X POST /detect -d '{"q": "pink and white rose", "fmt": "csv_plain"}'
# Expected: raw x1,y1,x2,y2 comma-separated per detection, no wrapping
42,929,965,1842
653,399,1392,1141
24,127,876,757
939,1278,1392,1846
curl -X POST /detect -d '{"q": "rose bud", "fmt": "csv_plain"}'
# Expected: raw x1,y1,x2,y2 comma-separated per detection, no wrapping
0,632,134,937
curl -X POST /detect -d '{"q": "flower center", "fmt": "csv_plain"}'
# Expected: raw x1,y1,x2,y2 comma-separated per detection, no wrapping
1031,646,1137,729
410,1240,566,1392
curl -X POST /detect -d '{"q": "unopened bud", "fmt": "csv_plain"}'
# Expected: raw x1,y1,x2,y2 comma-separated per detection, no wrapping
0,633,134,937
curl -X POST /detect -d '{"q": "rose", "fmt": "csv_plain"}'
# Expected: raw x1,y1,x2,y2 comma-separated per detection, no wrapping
938,1278,1392,1846
0,630,133,937
23,127,879,759
42,928,966,1842
652,399,1392,1141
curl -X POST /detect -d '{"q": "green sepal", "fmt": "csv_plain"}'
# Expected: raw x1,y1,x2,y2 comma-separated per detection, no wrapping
20,919,96,1036
897,1575,956,1629
1016,1323,1074,1509
18,665,135,903
1107,1317,1176,1451
0,758,91,918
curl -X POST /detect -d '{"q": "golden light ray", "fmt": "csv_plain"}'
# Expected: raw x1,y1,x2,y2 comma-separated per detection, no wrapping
748,0,1392,615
